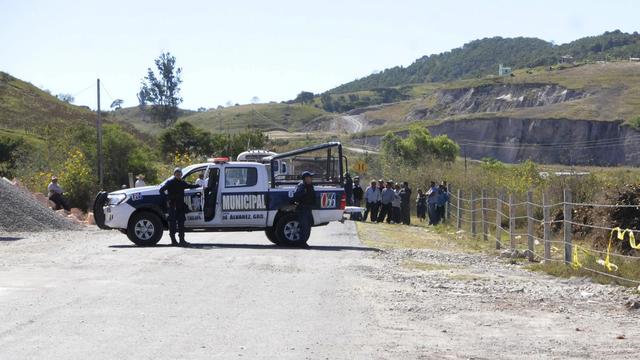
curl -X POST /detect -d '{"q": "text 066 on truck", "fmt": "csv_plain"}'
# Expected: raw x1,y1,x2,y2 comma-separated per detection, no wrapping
93,142,355,247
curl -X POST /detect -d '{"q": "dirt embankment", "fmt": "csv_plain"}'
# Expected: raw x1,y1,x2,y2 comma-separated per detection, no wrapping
407,83,587,121
352,118,640,166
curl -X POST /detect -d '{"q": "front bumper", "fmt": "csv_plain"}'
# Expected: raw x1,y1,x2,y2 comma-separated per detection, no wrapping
103,203,136,229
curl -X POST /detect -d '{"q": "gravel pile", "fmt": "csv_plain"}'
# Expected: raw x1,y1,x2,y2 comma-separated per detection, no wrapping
0,178,79,232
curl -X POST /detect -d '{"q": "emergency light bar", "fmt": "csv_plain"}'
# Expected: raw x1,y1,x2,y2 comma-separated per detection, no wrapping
207,157,230,164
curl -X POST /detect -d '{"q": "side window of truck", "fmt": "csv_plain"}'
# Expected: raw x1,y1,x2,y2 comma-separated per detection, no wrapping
224,167,258,188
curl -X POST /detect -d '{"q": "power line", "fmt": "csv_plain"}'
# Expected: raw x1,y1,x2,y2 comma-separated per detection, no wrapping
71,82,96,97
100,81,115,104
456,134,640,147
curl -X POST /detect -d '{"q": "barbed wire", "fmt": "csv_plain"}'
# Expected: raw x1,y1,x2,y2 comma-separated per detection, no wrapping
444,188,640,285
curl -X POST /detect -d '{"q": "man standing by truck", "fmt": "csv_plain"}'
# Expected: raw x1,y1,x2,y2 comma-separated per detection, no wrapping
159,168,199,246
293,171,316,244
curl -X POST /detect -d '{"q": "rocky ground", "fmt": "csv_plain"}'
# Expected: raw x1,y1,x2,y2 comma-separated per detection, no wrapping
354,222,640,359
1,222,639,359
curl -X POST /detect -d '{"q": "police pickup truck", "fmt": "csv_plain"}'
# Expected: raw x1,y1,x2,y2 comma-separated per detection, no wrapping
93,142,349,247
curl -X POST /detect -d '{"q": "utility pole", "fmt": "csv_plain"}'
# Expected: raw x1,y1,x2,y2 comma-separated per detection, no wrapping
463,145,468,179
97,78,104,189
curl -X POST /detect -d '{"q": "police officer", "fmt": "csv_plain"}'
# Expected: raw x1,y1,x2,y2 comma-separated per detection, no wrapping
159,168,199,246
293,171,316,245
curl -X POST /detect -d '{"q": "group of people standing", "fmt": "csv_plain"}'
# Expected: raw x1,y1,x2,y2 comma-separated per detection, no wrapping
355,179,449,226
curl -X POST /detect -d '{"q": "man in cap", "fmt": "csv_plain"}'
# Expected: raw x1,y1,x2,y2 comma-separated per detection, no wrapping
47,175,70,211
292,171,316,244
159,168,199,246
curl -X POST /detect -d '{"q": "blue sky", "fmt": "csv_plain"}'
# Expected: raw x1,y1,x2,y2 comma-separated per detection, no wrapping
1,0,638,110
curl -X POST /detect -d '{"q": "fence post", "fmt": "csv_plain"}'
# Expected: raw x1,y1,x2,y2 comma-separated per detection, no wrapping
456,189,462,230
470,192,477,238
482,189,488,241
563,188,573,264
509,194,516,250
446,184,452,223
526,191,534,262
543,191,551,261
495,192,502,249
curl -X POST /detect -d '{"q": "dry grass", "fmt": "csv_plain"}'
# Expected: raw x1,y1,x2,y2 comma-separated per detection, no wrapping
355,221,495,254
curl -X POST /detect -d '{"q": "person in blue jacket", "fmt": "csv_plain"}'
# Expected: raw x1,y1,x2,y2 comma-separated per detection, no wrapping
436,183,450,224
293,171,316,244
159,168,199,246
426,181,441,225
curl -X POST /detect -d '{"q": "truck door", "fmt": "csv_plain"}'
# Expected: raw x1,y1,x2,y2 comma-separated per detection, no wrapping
219,165,267,227
183,167,207,227
203,166,220,223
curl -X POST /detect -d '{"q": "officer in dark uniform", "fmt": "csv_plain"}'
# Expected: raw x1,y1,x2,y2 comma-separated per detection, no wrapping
293,171,316,244
159,167,199,246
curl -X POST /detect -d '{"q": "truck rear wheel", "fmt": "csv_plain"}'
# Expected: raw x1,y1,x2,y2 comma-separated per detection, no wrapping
275,212,310,247
127,212,163,246
265,227,280,245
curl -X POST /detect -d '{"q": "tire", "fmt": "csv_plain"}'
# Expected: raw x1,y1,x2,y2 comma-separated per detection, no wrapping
127,212,163,246
274,212,310,247
93,191,109,229
265,227,280,245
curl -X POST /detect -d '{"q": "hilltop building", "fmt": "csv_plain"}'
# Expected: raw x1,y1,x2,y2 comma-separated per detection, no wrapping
559,55,574,64
498,64,512,76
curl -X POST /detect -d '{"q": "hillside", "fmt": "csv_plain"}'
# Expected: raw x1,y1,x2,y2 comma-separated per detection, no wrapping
0,71,96,137
331,30,640,94
341,62,640,134
115,102,329,136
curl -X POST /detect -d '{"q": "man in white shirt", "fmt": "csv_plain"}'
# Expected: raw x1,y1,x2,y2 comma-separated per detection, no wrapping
363,180,381,222
134,174,146,188
195,173,207,187
47,176,70,211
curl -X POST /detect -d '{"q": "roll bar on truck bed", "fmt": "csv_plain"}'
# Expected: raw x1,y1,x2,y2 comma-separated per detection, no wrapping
265,142,344,188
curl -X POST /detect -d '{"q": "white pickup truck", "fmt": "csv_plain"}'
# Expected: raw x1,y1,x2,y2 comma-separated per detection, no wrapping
93,142,349,247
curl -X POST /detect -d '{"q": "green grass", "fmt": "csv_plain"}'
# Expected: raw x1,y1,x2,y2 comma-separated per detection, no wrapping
114,102,330,137
182,103,327,133
0,71,96,136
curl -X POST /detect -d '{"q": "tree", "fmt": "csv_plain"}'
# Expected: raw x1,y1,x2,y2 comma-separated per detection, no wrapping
197,107,207,112
380,126,459,165
57,93,75,103
294,91,315,104
138,52,183,127
320,93,334,112
251,96,260,104
110,99,124,110
159,122,214,158
0,136,25,178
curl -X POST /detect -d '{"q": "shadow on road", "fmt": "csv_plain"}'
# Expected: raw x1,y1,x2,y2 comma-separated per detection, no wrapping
109,243,380,252
0,237,23,242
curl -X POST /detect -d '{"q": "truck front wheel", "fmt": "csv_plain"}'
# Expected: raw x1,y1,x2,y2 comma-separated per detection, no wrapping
275,212,310,247
127,212,163,246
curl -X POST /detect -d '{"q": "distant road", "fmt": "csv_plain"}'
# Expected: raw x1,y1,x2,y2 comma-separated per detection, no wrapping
340,115,364,133
344,145,380,154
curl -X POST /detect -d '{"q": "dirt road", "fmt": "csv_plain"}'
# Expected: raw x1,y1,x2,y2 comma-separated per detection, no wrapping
1,222,639,359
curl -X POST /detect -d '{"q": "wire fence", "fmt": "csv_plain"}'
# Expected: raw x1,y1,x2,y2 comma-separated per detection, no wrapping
444,186,640,286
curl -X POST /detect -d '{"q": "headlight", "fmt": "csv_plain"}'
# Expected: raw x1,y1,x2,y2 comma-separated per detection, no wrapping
107,194,127,205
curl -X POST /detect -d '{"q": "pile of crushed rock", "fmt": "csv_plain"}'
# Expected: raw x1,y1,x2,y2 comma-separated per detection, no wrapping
0,178,84,232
